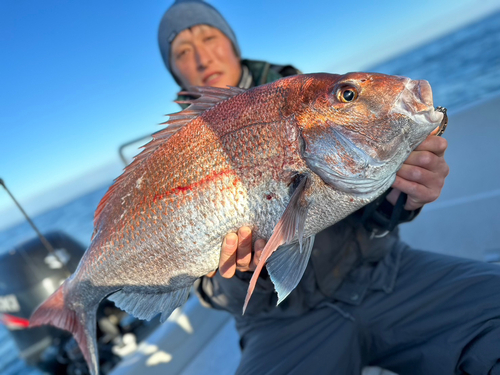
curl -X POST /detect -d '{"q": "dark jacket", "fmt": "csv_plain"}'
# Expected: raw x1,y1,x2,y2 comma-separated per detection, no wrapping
189,59,419,326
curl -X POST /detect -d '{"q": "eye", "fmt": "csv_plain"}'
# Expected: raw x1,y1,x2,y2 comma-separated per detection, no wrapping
175,47,192,60
337,86,358,103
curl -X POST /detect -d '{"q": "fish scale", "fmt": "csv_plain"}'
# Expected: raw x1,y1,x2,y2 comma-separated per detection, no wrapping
30,73,446,375
94,118,296,285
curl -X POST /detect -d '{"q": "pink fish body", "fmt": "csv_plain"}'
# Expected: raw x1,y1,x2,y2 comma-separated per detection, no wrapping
30,73,445,374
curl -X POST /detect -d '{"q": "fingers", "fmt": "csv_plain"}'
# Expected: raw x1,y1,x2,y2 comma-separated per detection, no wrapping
249,239,266,272
403,150,450,177
390,175,439,211
396,163,445,192
235,227,252,269
215,227,267,279
390,161,448,210
414,135,448,157
389,136,450,211
218,232,238,278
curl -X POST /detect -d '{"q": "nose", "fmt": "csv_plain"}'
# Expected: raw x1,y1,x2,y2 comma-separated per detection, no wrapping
401,79,435,113
411,80,433,108
195,44,211,70
394,78,444,125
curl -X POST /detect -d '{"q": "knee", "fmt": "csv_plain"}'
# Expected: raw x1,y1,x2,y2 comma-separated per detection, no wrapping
457,318,500,374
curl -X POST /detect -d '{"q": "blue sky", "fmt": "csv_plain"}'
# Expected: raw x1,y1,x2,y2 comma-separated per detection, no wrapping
1,0,499,228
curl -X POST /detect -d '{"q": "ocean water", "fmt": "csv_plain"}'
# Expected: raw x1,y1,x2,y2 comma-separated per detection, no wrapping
1,10,500,374
370,10,500,113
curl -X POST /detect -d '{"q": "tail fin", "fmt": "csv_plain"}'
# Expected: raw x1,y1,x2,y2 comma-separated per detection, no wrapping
30,283,99,375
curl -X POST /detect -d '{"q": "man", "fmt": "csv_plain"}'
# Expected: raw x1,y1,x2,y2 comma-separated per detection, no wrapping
158,1,500,374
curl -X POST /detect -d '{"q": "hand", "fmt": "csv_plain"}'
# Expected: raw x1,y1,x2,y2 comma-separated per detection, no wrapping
387,135,449,211
206,227,266,278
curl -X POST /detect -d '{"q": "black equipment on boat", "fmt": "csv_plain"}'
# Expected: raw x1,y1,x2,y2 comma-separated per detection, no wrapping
0,178,160,374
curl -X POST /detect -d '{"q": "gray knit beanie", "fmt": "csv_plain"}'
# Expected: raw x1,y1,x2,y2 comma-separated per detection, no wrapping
158,0,241,76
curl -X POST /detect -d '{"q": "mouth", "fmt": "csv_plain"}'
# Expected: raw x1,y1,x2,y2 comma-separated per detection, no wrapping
203,72,223,85
393,79,444,127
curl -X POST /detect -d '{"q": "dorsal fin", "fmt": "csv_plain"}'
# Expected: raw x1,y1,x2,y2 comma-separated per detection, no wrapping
93,85,246,228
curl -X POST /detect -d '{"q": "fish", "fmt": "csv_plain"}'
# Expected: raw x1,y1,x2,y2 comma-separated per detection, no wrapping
30,72,446,374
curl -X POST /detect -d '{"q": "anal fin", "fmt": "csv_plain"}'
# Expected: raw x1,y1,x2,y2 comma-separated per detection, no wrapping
266,235,316,305
108,287,190,323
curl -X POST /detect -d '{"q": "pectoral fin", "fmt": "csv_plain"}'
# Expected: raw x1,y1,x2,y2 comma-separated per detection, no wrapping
242,175,309,314
266,235,316,305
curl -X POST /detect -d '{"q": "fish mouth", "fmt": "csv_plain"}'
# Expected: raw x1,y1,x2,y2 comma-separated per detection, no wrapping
392,78,444,128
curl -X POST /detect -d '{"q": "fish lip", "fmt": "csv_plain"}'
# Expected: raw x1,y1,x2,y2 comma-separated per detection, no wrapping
391,79,444,126
419,107,444,124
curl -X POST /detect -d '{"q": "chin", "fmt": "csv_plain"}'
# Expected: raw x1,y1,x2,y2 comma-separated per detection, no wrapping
213,82,230,88
213,75,240,88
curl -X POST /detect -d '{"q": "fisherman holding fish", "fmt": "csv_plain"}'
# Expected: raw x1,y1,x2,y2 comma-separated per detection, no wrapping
156,1,500,374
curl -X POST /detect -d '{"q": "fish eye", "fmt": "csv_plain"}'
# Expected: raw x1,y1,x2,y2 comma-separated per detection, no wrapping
337,86,359,103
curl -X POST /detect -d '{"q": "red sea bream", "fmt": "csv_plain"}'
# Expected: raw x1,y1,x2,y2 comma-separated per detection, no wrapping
30,72,446,374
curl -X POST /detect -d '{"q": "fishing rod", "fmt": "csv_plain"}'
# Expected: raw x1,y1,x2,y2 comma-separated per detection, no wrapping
0,178,71,276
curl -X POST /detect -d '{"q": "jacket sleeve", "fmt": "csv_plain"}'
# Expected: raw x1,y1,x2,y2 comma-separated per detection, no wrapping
359,188,421,235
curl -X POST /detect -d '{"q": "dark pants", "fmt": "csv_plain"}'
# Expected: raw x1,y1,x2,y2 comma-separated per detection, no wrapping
236,249,500,375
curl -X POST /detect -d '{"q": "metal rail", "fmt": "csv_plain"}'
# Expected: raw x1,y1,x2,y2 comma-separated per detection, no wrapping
118,133,152,165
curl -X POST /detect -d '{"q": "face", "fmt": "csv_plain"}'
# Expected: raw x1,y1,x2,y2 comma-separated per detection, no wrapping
297,73,443,194
170,25,241,88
